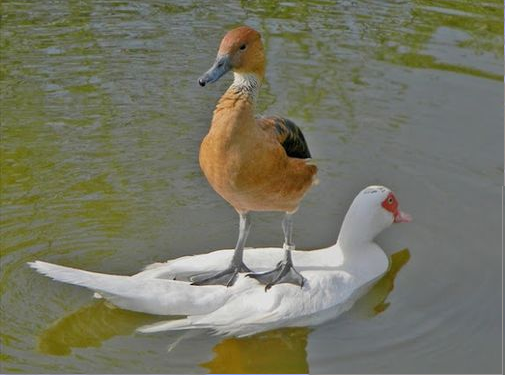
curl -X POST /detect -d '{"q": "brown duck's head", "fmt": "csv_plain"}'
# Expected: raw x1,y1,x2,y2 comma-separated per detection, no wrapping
198,26,265,87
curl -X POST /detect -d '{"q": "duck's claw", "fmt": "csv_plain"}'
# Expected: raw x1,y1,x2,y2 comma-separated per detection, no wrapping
246,260,305,291
190,263,251,287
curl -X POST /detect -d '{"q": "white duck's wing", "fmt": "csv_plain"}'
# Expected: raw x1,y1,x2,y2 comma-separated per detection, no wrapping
28,261,234,316
137,250,235,280
138,278,299,335
139,270,358,336
135,246,338,281
134,247,301,280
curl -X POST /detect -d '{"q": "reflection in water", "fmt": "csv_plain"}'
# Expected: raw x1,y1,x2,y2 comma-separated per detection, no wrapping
36,249,410,370
202,327,311,374
37,300,160,356
354,248,411,317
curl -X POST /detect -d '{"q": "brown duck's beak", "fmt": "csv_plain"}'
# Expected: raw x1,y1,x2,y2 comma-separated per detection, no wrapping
198,54,231,87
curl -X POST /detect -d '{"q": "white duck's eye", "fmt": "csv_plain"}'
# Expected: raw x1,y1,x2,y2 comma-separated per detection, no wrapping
388,197,394,204
240,44,246,50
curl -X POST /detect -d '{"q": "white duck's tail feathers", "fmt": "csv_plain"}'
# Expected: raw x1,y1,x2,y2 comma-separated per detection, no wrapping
28,261,129,292
31,261,100,285
28,260,232,316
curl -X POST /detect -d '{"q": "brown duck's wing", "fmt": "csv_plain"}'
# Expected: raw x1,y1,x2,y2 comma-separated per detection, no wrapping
257,116,312,159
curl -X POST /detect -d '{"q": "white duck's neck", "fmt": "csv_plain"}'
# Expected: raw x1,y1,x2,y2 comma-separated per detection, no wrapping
334,236,388,283
337,210,382,250
333,199,391,273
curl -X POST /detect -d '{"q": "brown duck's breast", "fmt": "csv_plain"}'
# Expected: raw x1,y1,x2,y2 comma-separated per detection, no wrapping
200,133,316,212
199,91,316,212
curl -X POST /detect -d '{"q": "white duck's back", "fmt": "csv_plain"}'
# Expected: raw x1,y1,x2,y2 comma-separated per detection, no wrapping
137,240,389,335
136,245,344,280
138,250,387,336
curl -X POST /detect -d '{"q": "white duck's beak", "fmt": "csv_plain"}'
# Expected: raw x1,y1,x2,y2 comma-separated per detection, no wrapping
394,210,412,223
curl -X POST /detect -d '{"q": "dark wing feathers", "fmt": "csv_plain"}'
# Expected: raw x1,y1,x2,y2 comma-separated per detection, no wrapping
257,116,312,159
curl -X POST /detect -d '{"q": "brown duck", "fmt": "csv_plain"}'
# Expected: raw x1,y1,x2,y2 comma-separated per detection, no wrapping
194,26,318,289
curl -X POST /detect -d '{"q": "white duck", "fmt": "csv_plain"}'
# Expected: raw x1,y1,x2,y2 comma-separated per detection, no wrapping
29,185,410,336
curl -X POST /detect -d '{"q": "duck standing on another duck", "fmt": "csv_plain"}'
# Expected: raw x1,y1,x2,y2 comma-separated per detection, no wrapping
195,26,318,289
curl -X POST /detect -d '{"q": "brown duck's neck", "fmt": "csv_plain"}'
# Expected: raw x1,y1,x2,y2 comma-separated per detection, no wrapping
215,73,262,110
211,73,262,134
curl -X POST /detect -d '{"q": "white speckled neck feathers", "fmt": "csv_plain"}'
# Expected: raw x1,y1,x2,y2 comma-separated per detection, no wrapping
229,73,261,103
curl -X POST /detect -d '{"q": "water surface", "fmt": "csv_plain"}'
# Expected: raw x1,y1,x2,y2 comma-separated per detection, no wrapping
1,0,502,373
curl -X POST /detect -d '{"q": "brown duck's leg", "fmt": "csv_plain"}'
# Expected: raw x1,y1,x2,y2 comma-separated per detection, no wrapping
191,212,252,287
247,212,305,291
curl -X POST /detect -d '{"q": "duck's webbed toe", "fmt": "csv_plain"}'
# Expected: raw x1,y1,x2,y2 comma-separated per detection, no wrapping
190,262,251,287
247,260,305,291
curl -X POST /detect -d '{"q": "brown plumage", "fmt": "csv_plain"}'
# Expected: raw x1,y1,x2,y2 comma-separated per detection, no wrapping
193,26,317,288
199,42,317,213
257,116,312,159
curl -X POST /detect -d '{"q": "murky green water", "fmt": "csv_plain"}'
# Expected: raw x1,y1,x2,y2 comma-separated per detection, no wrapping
1,0,502,373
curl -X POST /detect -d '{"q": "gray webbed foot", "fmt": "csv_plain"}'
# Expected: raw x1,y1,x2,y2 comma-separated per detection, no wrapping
190,263,251,287
247,260,305,291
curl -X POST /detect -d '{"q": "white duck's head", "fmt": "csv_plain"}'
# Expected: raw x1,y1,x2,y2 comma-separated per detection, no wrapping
337,185,411,249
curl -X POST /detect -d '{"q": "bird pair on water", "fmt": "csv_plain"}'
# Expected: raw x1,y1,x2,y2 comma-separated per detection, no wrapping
28,26,412,335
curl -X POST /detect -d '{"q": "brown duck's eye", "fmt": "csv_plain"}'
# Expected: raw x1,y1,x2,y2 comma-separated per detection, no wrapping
240,44,246,50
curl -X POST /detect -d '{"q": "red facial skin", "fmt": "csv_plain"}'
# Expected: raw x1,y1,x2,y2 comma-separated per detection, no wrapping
381,192,410,223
